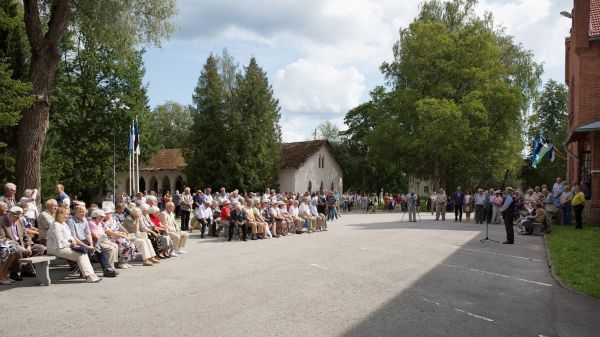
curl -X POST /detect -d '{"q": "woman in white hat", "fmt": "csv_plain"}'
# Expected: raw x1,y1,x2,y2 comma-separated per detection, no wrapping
101,207,136,269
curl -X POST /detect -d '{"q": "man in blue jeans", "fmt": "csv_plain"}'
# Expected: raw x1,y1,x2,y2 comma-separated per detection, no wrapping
326,191,337,221
453,187,464,222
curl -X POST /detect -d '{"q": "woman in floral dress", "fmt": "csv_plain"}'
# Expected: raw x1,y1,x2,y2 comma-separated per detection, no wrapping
0,240,18,285
101,208,136,269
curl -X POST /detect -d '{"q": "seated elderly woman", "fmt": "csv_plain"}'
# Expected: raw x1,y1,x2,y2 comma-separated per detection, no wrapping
122,207,160,266
18,201,40,243
0,237,18,284
276,201,294,236
46,207,102,283
88,209,119,273
147,206,174,258
101,208,136,269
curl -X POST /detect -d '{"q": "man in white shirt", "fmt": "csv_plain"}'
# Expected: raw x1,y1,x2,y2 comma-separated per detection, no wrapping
288,200,304,234
37,199,58,245
299,198,315,233
160,202,188,254
310,197,327,231
196,199,215,238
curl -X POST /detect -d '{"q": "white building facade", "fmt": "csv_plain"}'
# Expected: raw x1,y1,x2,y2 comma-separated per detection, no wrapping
278,140,344,194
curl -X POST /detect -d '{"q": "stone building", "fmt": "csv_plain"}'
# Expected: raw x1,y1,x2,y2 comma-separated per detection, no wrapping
564,0,600,221
115,148,186,195
115,141,344,195
278,140,344,193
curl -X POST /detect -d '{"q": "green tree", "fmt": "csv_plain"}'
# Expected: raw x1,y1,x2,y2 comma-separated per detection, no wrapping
345,0,541,191
234,57,281,191
150,101,192,149
317,121,341,144
0,0,31,182
40,28,156,201
186,55,227,189
520,80,568,188
15,0,176,197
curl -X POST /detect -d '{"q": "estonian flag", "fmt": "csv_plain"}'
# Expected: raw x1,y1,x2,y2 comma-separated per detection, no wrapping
128,123,134,154
134,115,140,155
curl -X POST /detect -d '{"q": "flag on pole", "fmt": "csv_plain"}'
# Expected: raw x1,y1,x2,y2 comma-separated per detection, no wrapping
134,115,140,155
128,122,134,154
532,136,554,169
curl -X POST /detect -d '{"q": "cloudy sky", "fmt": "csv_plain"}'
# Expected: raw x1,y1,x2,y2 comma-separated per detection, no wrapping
143,0,572,142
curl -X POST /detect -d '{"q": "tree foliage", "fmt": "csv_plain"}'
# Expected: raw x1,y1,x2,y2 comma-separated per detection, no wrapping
343,0,542,191
13,0,176,197
186,55,281,192
40,28,156,200
520,80,568,188
150,101,192,149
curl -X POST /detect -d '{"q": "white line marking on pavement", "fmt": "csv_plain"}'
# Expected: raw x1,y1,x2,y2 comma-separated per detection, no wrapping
442,264,553,287
462,248,543,262
310,263,327,270
422,298,495,322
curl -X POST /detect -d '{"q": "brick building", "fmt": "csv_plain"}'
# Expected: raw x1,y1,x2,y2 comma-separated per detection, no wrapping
565,0,600,222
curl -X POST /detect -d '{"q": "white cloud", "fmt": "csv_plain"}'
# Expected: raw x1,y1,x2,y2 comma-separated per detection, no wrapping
145,0,573,141
275,58,366,115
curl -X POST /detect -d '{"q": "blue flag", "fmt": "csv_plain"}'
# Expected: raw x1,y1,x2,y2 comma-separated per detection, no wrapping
134,115,140,155
128,123,134,154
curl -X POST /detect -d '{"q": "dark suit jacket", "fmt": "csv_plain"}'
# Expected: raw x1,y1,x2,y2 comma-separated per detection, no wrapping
453,192,464,206
0,214,33,248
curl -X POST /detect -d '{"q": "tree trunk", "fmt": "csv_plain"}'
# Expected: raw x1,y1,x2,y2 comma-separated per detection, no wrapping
15,0,69,197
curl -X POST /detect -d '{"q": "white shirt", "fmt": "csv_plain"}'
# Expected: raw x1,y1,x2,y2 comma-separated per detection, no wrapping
298,203,310,217
46,221,74,255
19,196,39,219
289,206,299,217
196,205,213,219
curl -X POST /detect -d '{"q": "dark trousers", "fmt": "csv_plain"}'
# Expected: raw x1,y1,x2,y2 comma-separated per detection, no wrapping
180,210,190,231
454,204,463,221
503,212,514,243
12,244,45,274
175,205,181,217
229,221,247,240
82,239,112,271
574,204,584,229
199,218,215,236
475,205,485,223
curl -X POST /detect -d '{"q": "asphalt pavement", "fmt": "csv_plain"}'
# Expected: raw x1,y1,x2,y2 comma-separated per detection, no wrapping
1,212,598,337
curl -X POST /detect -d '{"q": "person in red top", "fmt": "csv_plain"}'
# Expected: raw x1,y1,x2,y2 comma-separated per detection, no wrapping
219,199,232,239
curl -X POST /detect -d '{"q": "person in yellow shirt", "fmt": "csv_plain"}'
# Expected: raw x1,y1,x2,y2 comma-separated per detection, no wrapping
571,185,585,229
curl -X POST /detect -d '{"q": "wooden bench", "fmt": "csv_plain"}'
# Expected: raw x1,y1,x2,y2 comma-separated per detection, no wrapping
19,256,56,286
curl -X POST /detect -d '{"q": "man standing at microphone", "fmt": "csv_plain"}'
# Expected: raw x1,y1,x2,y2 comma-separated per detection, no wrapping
500,187,515,244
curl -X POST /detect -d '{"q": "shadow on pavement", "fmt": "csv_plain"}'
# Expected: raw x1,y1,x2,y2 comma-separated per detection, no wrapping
340,220,600,337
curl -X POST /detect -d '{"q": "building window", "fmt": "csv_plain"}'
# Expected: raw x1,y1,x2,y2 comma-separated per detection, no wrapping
581,145,591,185
318,154,325,169
424,186,429,194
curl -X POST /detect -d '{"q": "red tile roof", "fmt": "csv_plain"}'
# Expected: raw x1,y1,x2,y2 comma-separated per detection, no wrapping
140,149,186,170
592,0,600,37
281,140,328,169
142,141,338,171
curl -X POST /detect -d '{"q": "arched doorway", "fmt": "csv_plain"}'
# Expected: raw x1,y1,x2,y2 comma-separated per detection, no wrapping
139,177,146,193
149,176,158,193
308,180,312,193
162,176,171,194
175,176,184,193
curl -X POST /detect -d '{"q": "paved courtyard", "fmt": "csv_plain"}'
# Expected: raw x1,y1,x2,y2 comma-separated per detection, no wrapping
1,212,599,337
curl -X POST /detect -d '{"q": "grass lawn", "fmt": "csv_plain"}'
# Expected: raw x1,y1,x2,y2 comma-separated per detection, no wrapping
546,225,600,299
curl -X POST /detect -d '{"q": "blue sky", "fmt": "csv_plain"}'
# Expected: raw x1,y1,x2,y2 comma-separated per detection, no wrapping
143,0,571,142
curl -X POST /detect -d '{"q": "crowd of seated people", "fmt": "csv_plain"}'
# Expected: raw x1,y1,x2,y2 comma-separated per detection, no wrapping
0,182,191,284
0,184,337,285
